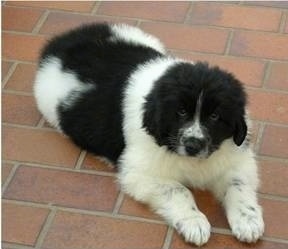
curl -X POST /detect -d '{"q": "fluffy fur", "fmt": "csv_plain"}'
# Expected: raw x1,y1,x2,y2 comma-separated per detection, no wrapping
34,23,264,246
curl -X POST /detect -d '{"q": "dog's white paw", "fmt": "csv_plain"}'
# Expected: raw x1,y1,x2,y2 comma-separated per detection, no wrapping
175,213,211,246
228,205,264,243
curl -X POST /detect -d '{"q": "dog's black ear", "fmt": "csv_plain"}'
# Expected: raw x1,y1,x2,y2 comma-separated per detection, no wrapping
233,116,247,146
142,94,162,143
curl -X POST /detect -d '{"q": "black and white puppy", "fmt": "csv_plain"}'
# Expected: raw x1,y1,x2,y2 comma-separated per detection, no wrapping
34,23,264,246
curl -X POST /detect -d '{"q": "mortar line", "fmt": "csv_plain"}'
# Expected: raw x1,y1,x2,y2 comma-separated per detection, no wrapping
183,1,194,24
36,116,46,128
2,59,37,65
279,10,287,33
169,47,288,63
211,226,232,235
212,227,288,244
3,161,117,177
3,122,58,131
35,208,57,249
2,4,99,14
161,226,174,249
32,10,50,34
254,122,265,155
2,62,18,88
261,236,288,244
261,61,272,89
91,0,101,14
251,119,288,128
136,19,142,27
2,164,19,195
112,191,125,214
3,199,53,209
74,150,87,170
258,193,288,202
2,58,37,66
257,155,288,163
1,242,34,249
57,206,166,225
2,89,34,96
3,30,48,37
224,29,234,55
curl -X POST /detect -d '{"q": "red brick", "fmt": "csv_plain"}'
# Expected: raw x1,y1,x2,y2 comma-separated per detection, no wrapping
98,1,190,22
43,211,167,249
2,163,14,185
259,125,288,159
260,198,288,239
193,190,229,229
247,89,288,125
82,153,116,172
172,232,288,249
188,3,281,32
230,31,288,60
2,61,13,81
7,1,95,12
265,62,288,91
4,166,119,211
259,159,288,197
2,203,49,246
2,93,41,126
2,6,44,32
2,126,81,167
3,33,47,62
119,196,161,220
4,63,37,92
140,22,229,54
173,51,265,87
40,12,136,35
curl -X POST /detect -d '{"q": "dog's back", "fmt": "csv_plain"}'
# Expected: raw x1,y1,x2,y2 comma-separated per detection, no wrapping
34,23,164,162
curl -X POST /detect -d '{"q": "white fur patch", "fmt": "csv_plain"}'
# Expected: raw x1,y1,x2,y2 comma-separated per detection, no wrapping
121,56,179,145
110,23,166,54
34,57,94,129
184,92,204,139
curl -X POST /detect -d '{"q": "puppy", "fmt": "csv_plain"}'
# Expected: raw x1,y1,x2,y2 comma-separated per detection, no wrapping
34,23,264,246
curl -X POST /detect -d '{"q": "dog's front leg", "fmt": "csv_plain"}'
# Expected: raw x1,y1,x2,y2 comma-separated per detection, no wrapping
212,171,264,243
119,174,211,246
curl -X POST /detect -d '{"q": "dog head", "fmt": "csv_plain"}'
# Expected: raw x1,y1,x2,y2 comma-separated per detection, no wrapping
143,62,247,158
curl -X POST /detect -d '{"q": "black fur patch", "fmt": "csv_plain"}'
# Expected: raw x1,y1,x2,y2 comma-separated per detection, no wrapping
39,23,162,163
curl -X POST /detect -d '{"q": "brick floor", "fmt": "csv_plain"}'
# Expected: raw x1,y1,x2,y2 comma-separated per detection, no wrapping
2,1,288,249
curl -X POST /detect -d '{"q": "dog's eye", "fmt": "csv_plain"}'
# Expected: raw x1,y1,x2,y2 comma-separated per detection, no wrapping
178,109,187,117
210,113,219,121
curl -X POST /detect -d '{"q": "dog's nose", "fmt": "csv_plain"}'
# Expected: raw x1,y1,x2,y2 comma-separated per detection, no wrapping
183,137,206,155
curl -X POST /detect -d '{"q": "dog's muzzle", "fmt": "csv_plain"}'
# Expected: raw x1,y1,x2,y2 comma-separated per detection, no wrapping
182,137,207,156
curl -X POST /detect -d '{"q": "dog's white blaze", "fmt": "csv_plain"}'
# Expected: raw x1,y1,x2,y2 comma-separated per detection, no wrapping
183,92,205,139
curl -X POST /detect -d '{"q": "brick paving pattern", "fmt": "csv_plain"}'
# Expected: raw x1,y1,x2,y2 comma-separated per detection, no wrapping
2,1,288,249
